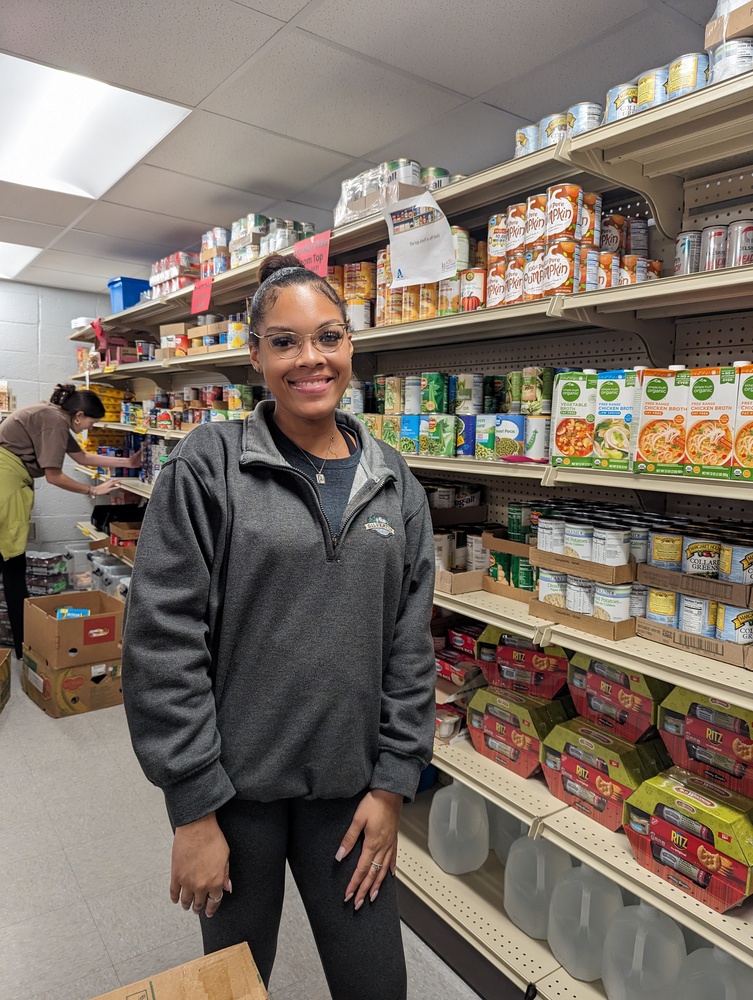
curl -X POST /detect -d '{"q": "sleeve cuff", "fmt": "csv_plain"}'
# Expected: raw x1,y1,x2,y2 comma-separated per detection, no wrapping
370,750,426,802
162,759,236,827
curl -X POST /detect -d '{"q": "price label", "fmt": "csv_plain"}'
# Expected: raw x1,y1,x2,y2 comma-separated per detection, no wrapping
293,230,331,278
132,425,148,435
191,277,213,314
102,365,117,373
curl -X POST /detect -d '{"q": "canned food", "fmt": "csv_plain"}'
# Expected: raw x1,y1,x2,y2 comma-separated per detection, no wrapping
382,158,421,185
421,374,446,414
344,262,376,300
626,218,649,256
681,535,721,577
438,276,460,316
488,214,507,261
434,532,453,572
538,569,568,607
401,285,420,324
604,83,638,123
340,380,365,413
592,525,631,566
700,226,728,272
716,603,753,644
537,516,565,554
709,39,753,84
546,184,583,241
419,283,438,319
384,286,403,326
668,53,709,99
646,259,662,279
581,193,602,247
679,594,718,638
579,245,600,292
507,501,531,535
506,204,527,255
648,528,684,570
567,102,603,137
376,248,391,286
523,247,545,301
511,555,536,590
345,299,372,330
384,377,404,415
514,124,540,158
543,240,580,295
404,376,422,415
525,193,548,248
630,524,650,563
618,255,648,284
460,269,486,311
598,252,620,288
674,231,702,275
524,415,551,462
475,241,488,268
495,414,526,458
506,371,523,413
451,227,470,269
486,261,507,308
539,112,569,147
646,588,680,627
505,255,525,304
564,520,594,560
374,285,386,327
489,550,511,583
566,576,596,615
630,583,649,618
594,584,632,622
719,539,753,583
420,166,450,191
636,66,670,111
449,174,467,184
601,215,627,254
726,220,753,267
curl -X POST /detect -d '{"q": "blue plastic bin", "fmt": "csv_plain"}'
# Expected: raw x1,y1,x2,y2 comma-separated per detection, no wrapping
107,277,151,314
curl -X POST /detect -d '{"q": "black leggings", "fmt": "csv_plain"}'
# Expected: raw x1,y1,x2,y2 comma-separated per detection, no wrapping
199,794,407,1000
0,553,27,657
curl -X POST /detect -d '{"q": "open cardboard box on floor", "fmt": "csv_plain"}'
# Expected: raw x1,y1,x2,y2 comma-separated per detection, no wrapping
23,591,123,668
93,942,268,999
21,645,123,718
635,616,753,669
637,562,753,609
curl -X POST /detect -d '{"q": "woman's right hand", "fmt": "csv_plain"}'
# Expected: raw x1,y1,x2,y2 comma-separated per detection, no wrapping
170,812,231,919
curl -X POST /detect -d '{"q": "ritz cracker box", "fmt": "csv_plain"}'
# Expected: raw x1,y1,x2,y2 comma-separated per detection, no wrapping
633,368,691,476
467,687,571,778
684,365,737,480
485,640,571,700
624,767,753,913
542,717,671,830
550,370,597,467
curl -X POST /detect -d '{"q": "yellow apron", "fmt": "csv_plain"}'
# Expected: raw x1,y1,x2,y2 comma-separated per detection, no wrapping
0,446,34,559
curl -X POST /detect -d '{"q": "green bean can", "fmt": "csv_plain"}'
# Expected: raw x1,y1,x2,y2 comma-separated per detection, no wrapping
507,371,523,413
490,551,511,583
421,372,446,413
375,374,387,414
521,366,554,415
508,502,532,536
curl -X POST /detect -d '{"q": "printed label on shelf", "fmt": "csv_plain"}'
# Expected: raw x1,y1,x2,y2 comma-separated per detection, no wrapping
383,191,456,287
190,277,213,314
294,230,331,277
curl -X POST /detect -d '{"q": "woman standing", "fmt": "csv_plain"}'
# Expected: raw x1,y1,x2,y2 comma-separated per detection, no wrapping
122,255,436,999
0,384,140,657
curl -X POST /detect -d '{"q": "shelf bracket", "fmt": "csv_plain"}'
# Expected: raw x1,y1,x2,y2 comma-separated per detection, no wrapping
550,301,675,368
528,816,545,840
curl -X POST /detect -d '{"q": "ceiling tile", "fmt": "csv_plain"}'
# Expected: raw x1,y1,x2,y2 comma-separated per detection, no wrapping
0,182,91,227
260,200,334,233
659,0,713,26
51,230,177,266
103,165,269,229
73,202,204,249
144,111,351,201
201,30,465,156
31,249,148,281
366,103,529,178
485,8,705,121
295,158,379,211
17,267,111,294
1,1,283,105
231,0,311,18
300,0,649,98
0,217,64,249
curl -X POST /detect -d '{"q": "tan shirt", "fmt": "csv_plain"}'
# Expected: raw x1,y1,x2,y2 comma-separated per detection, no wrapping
0,402,81,478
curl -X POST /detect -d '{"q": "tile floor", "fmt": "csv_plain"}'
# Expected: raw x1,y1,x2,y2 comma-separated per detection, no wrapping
0,656,480,1000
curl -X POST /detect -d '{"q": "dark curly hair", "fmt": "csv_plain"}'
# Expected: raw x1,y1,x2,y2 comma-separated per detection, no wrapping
249,254,347,335
50,384,105,419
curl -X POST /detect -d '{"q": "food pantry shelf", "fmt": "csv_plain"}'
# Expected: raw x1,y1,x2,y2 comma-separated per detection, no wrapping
433,589,550,643
74,520,107,542
406,456,547,480
114,479,154,499
550,465,753,501
399,794,606,999
93,421,193,441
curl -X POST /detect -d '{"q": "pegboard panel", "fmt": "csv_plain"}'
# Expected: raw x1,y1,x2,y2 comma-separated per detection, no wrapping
683,165,753,229
602,194,651,219
667,494,753,519
675,312,753,366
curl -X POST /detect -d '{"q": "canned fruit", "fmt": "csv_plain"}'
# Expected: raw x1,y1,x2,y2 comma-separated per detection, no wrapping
543,240,580,295
546,184,583,242
460,269,486,311
419,283,438,320
401,285,420,324
384,286,403,326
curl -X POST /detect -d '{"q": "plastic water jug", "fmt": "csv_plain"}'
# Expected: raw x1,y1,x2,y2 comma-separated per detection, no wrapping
486,800,527,864
427,782,489,875
674,946,750,999
602,901,686,1000
547,864,624,981
503,836,573,939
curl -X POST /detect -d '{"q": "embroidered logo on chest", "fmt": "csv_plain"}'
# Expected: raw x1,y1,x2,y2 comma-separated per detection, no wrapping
364,515,395,538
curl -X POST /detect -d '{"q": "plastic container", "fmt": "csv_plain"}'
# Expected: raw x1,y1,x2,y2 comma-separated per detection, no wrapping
548,864,624,981
673,945,749,999
427,782,489,875
602,901,686,1000
107,277,151,313
504,836,573,939
486,801,527,864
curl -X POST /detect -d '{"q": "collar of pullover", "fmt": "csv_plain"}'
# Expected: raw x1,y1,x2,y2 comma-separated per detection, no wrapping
240,400,396,484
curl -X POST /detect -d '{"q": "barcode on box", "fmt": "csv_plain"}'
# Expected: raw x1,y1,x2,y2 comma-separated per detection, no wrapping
673,632,724,655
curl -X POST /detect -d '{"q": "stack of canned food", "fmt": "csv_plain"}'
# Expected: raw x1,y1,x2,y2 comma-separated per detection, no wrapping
334,159,465,227
148,251,200,299
514,102,604,157
674,219,753,274
200,227,230,279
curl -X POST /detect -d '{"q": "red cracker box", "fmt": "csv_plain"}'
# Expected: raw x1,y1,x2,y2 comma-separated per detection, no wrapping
542,717,670,830
568,652,673,744
490,641,570,699
446,622,486,656
467,686,570,778
659,687,753,798
624,766,753,913
435,648,483,687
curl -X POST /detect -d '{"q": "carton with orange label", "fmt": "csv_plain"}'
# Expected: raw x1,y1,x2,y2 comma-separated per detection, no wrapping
732,365,753,480
633,368,690,476
684,366,737,479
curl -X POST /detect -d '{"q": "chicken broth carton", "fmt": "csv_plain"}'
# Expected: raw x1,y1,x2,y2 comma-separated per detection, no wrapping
684,366,736,480
592,370,636,472
732,364,753,480
633,368,690,476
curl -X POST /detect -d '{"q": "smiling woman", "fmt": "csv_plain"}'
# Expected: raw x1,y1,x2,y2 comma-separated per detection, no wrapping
121,254,437,1000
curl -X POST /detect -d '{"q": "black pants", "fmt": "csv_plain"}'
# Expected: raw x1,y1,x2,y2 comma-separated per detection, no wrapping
0,553,27,657
199,794,407,1000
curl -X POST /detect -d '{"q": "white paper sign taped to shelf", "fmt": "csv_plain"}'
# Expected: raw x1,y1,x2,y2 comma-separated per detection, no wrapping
383,191,456,287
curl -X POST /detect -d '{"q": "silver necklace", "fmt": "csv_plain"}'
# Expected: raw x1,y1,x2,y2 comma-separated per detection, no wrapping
294,433,335,484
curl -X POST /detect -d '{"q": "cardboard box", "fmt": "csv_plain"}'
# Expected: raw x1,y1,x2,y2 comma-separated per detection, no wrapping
592,369,636,472
0,648,10,716
21,645,122,718
635,615,753,669
159,322,193,338
481,531,530,559
109,521,141,543
200,247,229,264
345,181,425,221
484,640,570,700
93,943,267,1000
435,568,486,595
530,546,636,585
188,321,226,340
468,686,571,778
568,651,672,743
482,575,534,603
705,5,753,48
24,591,123,668
633,368,690,476
624,767,753,913
550,371,597,468
542,717,670,830
636,561,752,609
529,598,637,640
684,366,736,480
435,672,486,710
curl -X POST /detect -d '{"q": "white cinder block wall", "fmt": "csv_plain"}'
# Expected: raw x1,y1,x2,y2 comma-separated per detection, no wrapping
0,279,113,548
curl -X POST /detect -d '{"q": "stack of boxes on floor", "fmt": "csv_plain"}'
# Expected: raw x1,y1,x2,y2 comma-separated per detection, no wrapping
0,553,71,650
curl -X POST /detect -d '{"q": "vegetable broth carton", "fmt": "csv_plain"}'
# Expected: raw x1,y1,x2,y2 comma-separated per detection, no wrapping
550,371,597,467
684,366,736,480
732,364,753,480
633,368,690,476
592,370,636,472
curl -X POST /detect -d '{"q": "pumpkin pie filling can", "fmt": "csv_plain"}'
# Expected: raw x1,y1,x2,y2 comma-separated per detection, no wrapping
460,269,486,311
486,261,507,308
546,184,583,242
506,203,527,255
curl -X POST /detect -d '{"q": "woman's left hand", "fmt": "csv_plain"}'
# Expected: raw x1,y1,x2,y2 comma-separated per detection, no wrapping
127,450,143,468
336,789,403,910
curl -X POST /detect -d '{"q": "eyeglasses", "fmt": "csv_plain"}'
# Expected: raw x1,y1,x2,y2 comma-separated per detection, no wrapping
255,324,348,359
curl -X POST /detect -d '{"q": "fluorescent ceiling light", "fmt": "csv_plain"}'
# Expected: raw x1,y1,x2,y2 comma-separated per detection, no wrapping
0,242,43,279
0,54,190,198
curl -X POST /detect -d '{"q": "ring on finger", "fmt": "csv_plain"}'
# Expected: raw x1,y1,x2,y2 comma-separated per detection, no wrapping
207,892,223,903
371,861,383,872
